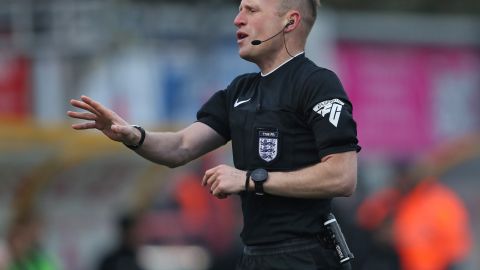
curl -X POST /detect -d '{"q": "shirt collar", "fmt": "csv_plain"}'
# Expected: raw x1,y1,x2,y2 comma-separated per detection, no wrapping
260,52,305,77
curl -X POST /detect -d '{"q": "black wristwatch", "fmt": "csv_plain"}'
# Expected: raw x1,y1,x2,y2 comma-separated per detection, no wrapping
124,125,146,150
250,168,268,195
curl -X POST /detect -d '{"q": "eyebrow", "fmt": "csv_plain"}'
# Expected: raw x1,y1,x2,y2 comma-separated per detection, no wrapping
238,3,259,12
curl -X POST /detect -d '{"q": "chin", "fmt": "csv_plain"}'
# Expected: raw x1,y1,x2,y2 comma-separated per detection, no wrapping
238,49,256,63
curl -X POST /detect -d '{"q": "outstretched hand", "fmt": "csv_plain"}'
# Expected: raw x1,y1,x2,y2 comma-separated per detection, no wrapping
67,95,139,145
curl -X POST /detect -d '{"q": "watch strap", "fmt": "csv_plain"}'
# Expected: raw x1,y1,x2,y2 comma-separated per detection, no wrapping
254,180,264,196
245,170,252,193
124,125,146,150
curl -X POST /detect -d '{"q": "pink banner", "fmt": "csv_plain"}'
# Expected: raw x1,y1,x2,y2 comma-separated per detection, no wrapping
337,42,480,156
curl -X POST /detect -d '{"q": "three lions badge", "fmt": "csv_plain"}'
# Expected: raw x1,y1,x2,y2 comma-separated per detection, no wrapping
258,129,278,162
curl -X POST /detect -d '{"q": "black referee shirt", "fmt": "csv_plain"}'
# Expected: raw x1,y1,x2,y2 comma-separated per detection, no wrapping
197,53,360,245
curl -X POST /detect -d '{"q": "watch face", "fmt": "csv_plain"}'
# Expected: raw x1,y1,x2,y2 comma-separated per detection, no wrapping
251,168,268,182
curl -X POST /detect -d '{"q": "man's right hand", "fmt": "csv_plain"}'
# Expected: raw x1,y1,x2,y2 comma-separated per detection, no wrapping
67,95,141,146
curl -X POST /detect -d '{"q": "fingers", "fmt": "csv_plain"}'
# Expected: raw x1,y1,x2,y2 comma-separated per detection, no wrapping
203,165,224,187
211,180,228,199
69,95,130,128
202,170,217,189
80,95,110,117
71,122,97,130
202,166,217,186
203,166,221,192
210,179,221,194
69,98,100,116
67,111,97,121
201,166,235,199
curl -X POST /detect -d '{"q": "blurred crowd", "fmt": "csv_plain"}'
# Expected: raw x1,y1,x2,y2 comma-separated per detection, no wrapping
0,212,56,270
0,148,478,270
349,161,472,270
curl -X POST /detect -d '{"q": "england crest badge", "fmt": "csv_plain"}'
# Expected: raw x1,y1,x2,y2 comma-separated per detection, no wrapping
258,129,279,162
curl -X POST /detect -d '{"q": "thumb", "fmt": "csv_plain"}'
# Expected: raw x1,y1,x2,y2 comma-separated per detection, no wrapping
112,124,143,145
111,124,133,138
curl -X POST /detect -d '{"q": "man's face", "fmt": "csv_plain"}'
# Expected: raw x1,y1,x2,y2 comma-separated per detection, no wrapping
234,0,285,62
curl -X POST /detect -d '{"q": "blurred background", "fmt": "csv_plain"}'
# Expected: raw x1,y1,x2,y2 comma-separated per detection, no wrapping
0,0,479,269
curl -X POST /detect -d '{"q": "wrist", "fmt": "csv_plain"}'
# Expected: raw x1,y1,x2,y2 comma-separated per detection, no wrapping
124,125,146,150
245,170,252,193
248,177,254,191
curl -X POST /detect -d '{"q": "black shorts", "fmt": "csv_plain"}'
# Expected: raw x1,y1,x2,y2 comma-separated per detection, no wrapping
236,237,343,270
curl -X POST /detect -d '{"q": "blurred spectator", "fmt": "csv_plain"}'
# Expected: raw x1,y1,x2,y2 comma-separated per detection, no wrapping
135,169,241,270
393,177,472,270
357,161,472,270
172,171,241,270
354,164,403,270
4,211,57,270
97,214,144,270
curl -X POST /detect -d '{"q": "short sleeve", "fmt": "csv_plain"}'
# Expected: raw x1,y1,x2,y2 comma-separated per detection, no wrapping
302,69,361,159
196,90,231,141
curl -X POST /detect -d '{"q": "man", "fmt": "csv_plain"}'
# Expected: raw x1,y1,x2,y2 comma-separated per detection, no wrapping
68,0,360,269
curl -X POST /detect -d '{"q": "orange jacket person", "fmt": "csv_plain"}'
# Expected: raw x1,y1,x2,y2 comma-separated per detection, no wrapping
393,177,471,270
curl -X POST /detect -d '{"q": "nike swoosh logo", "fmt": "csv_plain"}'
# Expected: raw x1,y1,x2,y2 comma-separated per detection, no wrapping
234,98,251,108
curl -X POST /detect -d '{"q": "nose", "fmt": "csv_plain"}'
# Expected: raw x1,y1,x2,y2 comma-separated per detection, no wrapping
234,11,245,28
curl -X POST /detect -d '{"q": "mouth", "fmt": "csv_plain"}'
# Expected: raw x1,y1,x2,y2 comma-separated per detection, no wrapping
236,31,248,42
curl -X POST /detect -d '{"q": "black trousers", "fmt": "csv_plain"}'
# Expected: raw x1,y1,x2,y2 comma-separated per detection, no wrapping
235,238,345,270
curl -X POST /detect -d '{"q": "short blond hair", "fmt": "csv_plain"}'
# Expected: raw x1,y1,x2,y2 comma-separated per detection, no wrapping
278,0,321,31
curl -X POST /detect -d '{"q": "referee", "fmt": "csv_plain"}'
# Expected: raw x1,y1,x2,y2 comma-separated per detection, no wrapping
68,0,360,269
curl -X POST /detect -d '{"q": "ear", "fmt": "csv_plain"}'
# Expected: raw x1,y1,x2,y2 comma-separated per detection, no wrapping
284,11,301,32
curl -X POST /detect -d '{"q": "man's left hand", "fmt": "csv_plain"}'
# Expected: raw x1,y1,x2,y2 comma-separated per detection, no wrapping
202,165,246,199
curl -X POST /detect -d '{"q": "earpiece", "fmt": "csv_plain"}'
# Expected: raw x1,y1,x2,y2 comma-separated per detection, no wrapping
251,19,296,46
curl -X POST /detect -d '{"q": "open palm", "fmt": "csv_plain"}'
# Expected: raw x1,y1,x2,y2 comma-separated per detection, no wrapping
67,95,133,143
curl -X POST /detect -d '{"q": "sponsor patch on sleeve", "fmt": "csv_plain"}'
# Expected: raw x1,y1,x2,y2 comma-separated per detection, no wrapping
313,99,344,127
